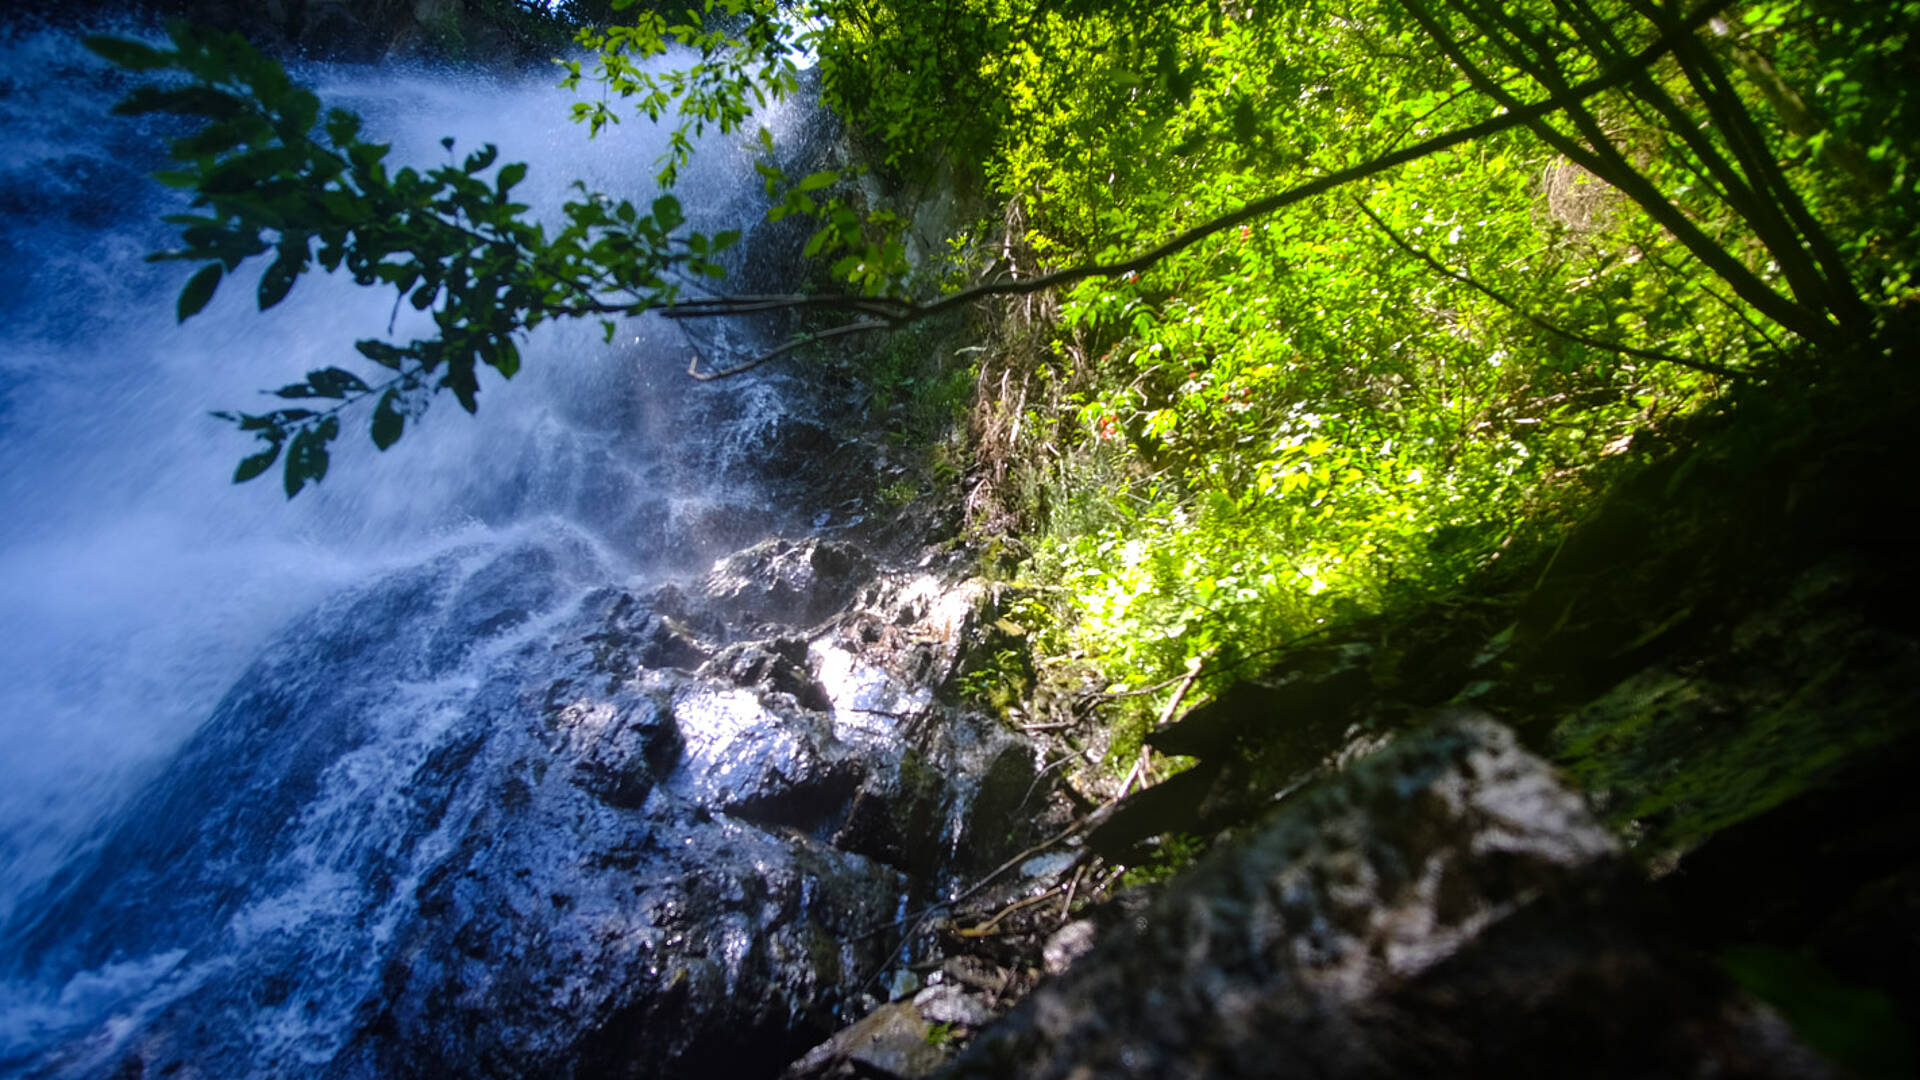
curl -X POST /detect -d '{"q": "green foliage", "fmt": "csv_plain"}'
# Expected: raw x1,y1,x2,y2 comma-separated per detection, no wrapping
772,170,911,297
924,1020,958,1047
806,0,1012,174
560,0,800,187
1116,832,1206,888
877,478,919,505
852,324,976,444
953,646,1027,712
96,0,1916,748
800,0,1916,706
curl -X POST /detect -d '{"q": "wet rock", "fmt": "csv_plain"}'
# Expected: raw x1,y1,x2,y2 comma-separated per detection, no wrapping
886,968,922,1001
2,534,1051,1080
1039,920,1095,976
833,752,947,874
751,418,843,481
555,685,682,809
636,612,714,671
704,538,876,628
702,636,835,713
941,956,1013,998
952,712,1828,1078
913,983,995,1028
675,500,780,565
663,677,854,829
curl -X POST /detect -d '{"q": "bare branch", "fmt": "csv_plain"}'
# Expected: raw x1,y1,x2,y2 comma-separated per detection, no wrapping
685,318,894,380
658,292,913,319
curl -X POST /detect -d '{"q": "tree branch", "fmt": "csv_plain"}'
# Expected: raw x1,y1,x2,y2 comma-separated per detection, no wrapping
684,317,895,380
1353,198,1745,378
679,0,1772,379
1395,0,1838,345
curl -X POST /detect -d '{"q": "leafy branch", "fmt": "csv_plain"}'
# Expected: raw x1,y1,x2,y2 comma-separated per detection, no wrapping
89,21,746,496
647,0,1764,372
561,0,802,188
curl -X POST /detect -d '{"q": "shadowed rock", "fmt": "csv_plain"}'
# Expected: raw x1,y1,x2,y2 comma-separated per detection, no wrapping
950,713,1833,1079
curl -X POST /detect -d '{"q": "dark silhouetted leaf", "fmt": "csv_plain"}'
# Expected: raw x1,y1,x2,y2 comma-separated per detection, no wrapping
84,36,172,71
355,340,406,369
443,363,479,413
371,388,405,450
325,109,362,146
292,367,371,398
282,416,338,498
258,254,299,310
493,338,521,379
233,442,281,483
178,263,222,322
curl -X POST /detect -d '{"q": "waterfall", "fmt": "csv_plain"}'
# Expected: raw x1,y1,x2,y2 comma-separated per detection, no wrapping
0,21,840,1073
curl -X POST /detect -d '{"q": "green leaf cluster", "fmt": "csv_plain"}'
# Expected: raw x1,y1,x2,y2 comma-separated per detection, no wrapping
562,0,801,187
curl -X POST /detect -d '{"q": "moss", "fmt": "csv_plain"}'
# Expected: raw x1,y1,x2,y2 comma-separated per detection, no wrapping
1554,640,1918,854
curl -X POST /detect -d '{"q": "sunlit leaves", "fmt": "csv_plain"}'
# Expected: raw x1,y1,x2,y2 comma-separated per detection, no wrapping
567,0,802,187
651,194,683,232
824,0,1847,693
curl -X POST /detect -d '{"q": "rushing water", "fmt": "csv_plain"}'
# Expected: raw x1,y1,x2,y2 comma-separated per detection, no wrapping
0,21,825,1071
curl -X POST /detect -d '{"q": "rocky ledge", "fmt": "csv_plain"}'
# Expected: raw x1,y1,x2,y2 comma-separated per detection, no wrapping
1,530,1064,1079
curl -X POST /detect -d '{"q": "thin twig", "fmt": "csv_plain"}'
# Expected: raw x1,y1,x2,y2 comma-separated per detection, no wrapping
685,318,892,380
1156,655,1206,729
856,800,1115,943
1351,197,1745,379
953,885,1066,937
1057,863,1087,928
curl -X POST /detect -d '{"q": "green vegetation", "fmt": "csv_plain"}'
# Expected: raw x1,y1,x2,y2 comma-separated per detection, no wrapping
804,0,1917,732
93,0,1917,763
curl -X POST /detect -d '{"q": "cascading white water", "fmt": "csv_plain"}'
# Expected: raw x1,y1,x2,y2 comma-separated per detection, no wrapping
0,21,813,1064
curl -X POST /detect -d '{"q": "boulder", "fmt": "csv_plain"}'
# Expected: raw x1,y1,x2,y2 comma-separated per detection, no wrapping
703,538,876,629
951,713,1832,1079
